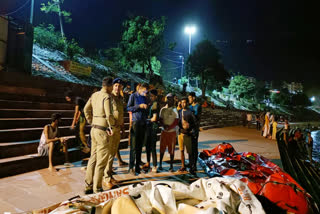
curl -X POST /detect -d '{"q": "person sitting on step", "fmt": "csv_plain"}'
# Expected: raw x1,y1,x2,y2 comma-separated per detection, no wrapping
37,113,72,171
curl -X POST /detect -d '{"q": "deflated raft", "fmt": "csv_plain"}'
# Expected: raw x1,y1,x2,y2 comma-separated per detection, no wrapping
34,178,266,214
198,142,319,214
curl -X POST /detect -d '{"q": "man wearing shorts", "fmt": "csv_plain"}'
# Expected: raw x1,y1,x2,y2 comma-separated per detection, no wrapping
37,113,71,171
159,93,179,172
178,97,196,172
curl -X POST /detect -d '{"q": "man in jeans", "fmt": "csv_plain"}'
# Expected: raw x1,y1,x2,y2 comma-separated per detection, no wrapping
142,89,160,173
188,92,202,175
127,83,149,175
178,97,196,172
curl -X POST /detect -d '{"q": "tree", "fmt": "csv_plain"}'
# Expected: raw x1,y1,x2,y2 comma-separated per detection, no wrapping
228,75,255,99
254,80,269,103
104,47,130,73
270,88,291,106
186,39,229,98
120,16,165,82
291,93,311,107
40,0,72,39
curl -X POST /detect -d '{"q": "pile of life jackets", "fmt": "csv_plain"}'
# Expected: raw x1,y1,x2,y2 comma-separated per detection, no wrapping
199,143,318,214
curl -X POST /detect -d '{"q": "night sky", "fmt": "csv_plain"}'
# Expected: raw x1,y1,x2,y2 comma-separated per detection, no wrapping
1,0,319,93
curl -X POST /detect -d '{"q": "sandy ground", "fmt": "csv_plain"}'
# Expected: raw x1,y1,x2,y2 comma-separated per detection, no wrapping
0,126,280,213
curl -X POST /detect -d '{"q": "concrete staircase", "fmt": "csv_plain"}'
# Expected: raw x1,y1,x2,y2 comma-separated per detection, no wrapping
199,108,243,130
0,72,245,178
0,72,130,178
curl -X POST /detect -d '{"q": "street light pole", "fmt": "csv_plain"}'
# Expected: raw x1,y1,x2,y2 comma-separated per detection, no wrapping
180,56,184,80
188,33,191,54
30,0,34,24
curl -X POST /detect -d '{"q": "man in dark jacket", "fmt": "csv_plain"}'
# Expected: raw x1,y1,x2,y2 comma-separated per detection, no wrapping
127,83,149,175
178,97,196,173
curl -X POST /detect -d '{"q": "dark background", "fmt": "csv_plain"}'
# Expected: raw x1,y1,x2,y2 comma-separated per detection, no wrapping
1,0,319,94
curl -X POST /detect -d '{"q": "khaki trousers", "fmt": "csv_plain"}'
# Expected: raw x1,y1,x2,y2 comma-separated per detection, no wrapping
108,127,121,175
85,127,113,192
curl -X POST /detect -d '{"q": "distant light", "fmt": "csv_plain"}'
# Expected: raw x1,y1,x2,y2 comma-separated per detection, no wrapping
185,26,196,34
17,32,25,35
311,96,316,102
270,90,280,94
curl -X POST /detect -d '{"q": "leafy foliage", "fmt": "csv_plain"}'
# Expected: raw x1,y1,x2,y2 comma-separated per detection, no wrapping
254,80,269,102
291,93,311,107
34,24,65,51
40,0,71,38
34,24,84,60
270,89,290,106
65,38,84,60
228,75,255,99
40,0,72,23
120,16,165,81
186,39,229,97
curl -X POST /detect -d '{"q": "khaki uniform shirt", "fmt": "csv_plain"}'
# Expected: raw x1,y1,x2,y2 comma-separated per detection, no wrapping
111,91,124,128
84,88,115,128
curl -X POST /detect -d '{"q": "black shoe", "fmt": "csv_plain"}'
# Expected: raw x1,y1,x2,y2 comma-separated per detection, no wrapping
95,188,104,193
158,166,163,171
139,161,146,166
119,161,129,167
189,169,197,176
84,188,93,195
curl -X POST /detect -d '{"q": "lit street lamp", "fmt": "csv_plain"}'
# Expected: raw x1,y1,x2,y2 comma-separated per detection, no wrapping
184,26,196,54
184,26,196,86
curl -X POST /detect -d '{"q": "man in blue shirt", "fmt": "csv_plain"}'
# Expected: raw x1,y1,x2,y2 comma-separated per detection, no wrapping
127,83,149,175
188,92,202,175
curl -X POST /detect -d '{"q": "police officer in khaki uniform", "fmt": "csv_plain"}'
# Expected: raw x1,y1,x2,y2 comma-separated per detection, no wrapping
110,78,127,173
84,77,115,194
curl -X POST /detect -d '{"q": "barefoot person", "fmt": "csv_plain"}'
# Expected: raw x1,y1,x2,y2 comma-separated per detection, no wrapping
159,93,179,172
65,91,90,153
37,113,71,171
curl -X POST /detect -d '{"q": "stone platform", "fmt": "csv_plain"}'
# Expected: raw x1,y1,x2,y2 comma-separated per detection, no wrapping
0,126,280,213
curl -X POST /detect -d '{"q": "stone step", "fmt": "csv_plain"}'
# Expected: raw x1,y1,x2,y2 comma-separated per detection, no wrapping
0,126,131,143
0,134,130,159
0,118,73,129
0,134,161,178
0,109,74,118
0,147,87,178
0,92,68,103
0,117,130,130
0,99,74,110
0,109,129,121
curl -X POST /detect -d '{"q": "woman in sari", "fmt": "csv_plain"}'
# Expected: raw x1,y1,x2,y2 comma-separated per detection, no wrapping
263,112,270,138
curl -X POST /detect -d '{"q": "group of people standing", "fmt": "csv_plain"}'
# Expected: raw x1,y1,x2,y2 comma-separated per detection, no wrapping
245,111,286,140
81,77,202,194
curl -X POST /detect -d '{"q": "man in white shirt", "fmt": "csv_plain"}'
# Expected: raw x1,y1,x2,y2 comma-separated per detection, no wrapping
159,93,179,172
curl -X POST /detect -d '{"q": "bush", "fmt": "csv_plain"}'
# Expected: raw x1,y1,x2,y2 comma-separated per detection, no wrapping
34,24,66,51
65,38,85,60
34,24,84,60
